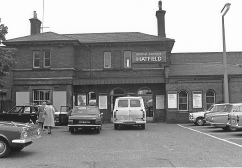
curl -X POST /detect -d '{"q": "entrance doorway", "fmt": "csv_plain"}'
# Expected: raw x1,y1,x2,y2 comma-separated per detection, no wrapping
137,87,153,122
110,88,126,121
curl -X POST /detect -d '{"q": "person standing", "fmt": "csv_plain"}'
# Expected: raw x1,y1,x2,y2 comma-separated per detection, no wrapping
43,100,55,134
37,102,46,131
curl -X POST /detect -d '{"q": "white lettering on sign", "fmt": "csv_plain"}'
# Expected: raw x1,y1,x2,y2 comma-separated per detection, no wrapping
132,51,166,63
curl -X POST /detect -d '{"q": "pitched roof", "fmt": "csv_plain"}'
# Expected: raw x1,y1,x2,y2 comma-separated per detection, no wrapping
3,32,174,45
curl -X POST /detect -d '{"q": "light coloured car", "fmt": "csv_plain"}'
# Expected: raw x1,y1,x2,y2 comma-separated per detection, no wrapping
113,96,146,130
227,104,242,130
189,111,207,126
206,103,242,131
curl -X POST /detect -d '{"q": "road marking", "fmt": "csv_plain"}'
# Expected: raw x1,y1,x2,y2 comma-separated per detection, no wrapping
225,138,242,140
178,124,242,148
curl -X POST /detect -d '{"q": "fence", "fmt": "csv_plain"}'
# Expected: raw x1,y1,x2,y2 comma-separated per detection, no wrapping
0,99,14,112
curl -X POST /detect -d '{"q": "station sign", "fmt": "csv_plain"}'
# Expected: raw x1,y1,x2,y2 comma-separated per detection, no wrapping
132,51,166,63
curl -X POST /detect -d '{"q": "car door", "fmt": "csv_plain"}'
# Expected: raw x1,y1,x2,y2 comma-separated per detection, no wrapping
129,99,144,121
20,106,38,123
115,99,129,121
10,106,24,122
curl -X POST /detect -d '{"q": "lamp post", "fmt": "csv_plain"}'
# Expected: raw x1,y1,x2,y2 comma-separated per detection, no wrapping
221,3,231,103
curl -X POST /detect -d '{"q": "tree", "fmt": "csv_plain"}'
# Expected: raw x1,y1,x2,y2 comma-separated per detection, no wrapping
0,20,16,87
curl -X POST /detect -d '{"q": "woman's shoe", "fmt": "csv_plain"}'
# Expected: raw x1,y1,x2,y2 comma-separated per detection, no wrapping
48,132,51,134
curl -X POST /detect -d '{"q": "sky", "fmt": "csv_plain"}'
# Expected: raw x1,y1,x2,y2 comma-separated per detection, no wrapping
1,0,242,53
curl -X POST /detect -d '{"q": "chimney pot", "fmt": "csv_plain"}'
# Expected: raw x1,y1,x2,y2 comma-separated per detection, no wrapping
156,1,166,37
29,11,42,35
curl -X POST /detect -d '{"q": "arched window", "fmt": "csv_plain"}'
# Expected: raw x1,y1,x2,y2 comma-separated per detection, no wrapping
137,87,153,117
178,90,188,111
206,89,215,110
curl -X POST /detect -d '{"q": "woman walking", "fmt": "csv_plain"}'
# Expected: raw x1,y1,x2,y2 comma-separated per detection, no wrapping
43,100,55,134
37,102,46,131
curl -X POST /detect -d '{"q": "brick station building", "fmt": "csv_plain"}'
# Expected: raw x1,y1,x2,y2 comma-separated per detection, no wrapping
2,1,242,123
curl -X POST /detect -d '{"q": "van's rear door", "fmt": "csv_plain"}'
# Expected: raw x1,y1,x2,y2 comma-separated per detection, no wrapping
115,99,129,121
129,99,144,122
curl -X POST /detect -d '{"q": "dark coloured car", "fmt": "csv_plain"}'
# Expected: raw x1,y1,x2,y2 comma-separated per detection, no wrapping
68,106,103,134
0,121,41,158
0,105,39,123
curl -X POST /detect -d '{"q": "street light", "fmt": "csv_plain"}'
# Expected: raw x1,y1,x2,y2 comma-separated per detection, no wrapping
221,3,231,103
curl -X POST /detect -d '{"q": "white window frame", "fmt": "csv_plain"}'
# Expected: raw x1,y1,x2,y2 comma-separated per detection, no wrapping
178,90,188,111
124,51,131,68
104,52,111,68
44,50,51,68
33,90,50,105
33,50,40,68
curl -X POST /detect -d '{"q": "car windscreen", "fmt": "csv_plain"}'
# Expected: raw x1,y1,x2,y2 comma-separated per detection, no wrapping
72,106,99,115
213,105,233,112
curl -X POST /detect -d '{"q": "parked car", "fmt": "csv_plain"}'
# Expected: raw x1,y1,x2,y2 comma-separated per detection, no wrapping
205,103,242,131
68,105,103,134
113,96,146,130
226,104,242,130
0,121,41,158
54,106,71,126
189,103,227,126
0,105,39,124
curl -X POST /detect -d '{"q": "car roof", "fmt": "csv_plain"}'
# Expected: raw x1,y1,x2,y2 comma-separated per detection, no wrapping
117,96,142,99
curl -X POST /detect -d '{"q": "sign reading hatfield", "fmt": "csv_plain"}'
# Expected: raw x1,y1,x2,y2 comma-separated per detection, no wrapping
132,51,166,63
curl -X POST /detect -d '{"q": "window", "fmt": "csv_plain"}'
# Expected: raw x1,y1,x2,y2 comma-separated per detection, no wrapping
124,51,131,68
130,100,141,107
44,50,51,68
33,90,50,105
178,90,188,111
33,51,40,68
118,100,128,107
206,90,215,110
104,52,111,68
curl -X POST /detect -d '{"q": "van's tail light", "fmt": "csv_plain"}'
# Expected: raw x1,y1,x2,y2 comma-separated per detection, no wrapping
141,109,145,119
237,115,239,123
228,114,230,121
114,110,117,118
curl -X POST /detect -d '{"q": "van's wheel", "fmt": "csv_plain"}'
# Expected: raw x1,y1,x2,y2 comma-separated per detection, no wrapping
69,127,74,134
141,124,145,130
0,138,11,158
195,118,204,126
96,127,101,134
114,124,119,130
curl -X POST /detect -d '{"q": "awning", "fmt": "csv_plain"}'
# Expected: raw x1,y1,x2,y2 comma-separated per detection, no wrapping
73,77,165,85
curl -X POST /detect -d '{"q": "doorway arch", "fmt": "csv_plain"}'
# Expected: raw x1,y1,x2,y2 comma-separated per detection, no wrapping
110,88,126,111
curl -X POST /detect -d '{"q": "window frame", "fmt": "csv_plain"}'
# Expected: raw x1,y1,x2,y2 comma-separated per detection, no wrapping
33,50,41,68
44,50,51,68
178,90,188,111
33,89,50,105
124,51,131,69
104,51,111,69
206,89,216,110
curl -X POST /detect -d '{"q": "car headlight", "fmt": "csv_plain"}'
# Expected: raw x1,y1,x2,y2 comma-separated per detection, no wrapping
20,131,28,139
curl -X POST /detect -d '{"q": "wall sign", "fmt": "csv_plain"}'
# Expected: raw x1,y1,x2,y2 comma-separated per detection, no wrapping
168,93,177,109
99,95,107,109
132,51,166,63
192,91,202,108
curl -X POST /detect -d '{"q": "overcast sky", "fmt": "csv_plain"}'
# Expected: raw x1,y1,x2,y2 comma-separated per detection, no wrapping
1,0,241,53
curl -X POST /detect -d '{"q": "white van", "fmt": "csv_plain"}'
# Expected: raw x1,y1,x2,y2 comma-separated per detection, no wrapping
113,96,146,130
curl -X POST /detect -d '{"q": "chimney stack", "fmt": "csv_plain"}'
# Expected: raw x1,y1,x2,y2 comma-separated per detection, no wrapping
156,1,166,37
29,11,42,35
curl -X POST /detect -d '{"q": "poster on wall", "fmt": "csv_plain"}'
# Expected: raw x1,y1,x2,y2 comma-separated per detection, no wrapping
78,94,86,106
168,93,177,109
156,95,164,109
99,95,107,109
193,91,202,108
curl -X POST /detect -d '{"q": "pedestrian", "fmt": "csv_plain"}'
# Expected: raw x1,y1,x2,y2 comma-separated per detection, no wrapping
37,101,47,131
43,100,55,134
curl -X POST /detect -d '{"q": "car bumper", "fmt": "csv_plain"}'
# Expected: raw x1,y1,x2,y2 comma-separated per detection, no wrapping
113,121,146,125
68,124,102,128
12,135,41,144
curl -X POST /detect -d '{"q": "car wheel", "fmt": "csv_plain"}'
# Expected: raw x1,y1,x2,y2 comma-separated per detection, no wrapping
69,127,74,134
224,126,236,132
11,147,24,151
0,138,11,158
141,124,145,130
195,118,204,126
96,127,101,134
114,124,119,130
